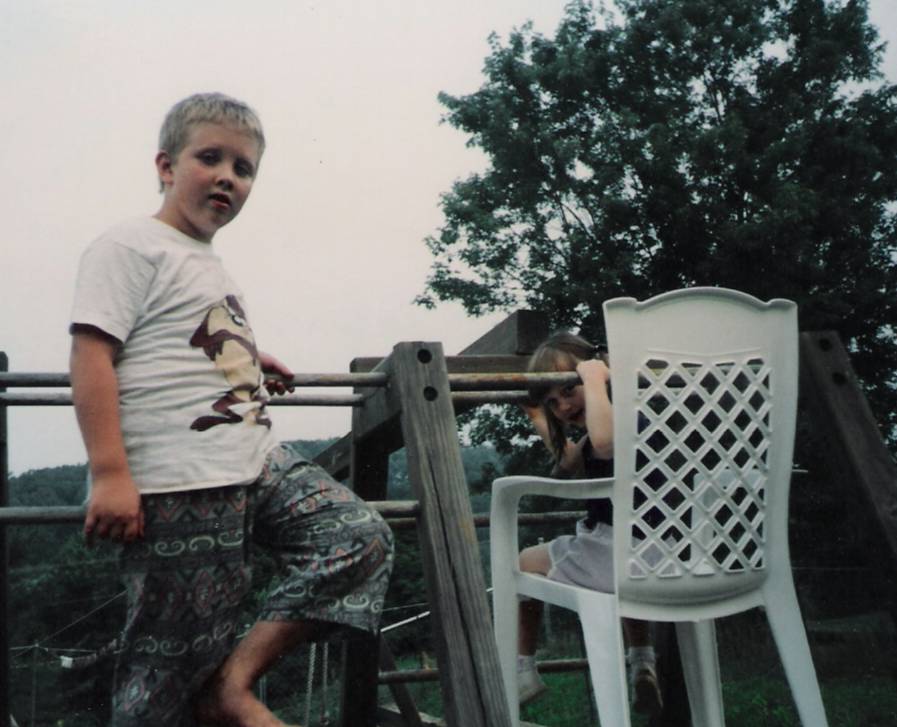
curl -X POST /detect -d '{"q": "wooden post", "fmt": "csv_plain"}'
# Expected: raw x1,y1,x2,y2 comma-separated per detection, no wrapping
378,641,425,727
1,352,9,727
798,331,897,585
458,310,549,356
798,330,897,692
389,342,511,727
339,357,396,727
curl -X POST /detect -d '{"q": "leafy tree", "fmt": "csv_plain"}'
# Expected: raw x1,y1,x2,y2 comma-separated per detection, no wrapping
419,0,897,441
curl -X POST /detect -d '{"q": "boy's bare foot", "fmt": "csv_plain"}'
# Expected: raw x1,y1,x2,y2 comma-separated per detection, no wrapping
194,675,299,727
194,621,315,726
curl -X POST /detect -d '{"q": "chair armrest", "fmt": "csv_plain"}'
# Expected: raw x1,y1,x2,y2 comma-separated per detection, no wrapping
489,476,615,585
492,475,615,502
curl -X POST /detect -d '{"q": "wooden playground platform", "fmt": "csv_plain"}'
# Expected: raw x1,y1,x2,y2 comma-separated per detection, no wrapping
1,310,896,727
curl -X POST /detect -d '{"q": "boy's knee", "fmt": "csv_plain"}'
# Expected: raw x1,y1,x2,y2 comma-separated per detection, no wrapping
356,506,395,574
372,510,395,554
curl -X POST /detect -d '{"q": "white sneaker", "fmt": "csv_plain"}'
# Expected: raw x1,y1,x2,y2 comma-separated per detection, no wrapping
630,661,663,716
518,664,548,705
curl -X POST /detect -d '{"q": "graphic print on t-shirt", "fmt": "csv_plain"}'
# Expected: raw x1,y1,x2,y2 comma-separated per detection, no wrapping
188,294,272,431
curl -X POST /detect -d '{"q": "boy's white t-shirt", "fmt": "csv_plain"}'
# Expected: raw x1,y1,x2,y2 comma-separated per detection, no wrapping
70,216,279,494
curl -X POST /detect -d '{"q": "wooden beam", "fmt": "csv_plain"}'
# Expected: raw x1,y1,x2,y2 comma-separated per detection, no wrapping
339,355,399,727
378,641,426,727
313,432,353,481
798,331,897,564
389,342,511,727
458,310,549,356
1,353,9,727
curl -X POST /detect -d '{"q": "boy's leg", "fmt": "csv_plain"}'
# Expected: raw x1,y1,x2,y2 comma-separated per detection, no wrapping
112,487,253,727
195,621,317,727
196,444,394,726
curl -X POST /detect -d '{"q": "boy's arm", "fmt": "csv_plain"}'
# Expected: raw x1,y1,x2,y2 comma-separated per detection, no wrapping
70,326,144,544
577,359,614,460
259,350,295,395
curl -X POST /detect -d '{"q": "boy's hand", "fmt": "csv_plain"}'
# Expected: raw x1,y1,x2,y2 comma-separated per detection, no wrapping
259,351,295,395
84,473,144,546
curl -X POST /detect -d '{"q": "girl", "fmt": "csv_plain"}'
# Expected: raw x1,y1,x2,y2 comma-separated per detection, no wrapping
515,332,662,717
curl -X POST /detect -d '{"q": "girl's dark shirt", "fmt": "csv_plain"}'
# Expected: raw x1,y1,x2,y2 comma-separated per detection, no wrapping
582,438,614,529
579,414,661,530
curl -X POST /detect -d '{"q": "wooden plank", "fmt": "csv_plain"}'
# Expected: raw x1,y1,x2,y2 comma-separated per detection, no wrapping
389,342,511,727
379,641,426,727
650,621,690,727
799,331,897,564
313,432,353,480
458,311,549,356
1,353,10,727
339,363,400,727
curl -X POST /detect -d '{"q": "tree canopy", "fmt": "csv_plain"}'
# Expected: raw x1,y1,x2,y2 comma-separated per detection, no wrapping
419,0,897,437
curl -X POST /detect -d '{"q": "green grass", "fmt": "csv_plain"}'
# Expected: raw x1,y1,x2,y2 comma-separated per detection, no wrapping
383,652,897,727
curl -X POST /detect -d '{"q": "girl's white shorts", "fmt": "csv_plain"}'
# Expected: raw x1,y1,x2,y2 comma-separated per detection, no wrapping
547,519,616,593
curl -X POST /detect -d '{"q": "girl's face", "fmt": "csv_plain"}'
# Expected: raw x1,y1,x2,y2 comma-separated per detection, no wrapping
543,380,586,428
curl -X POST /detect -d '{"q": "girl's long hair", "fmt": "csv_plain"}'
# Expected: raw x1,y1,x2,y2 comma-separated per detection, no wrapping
527,332,605,464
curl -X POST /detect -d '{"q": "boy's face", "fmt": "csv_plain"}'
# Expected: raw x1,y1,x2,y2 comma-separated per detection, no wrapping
154,122,261,243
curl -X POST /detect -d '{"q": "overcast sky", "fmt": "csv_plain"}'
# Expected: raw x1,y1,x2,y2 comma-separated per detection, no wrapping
2,1,895,475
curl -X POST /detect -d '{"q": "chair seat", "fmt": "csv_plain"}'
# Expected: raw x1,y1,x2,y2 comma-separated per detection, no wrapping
516,571,615,614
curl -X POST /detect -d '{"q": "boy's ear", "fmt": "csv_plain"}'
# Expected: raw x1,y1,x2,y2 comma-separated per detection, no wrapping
155,151,174,186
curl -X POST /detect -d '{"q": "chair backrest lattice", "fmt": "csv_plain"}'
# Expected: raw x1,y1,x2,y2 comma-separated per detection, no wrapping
605,289,798,609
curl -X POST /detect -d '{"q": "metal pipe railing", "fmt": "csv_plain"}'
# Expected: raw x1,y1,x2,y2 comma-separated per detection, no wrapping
0,393,368,407
0,370,580,392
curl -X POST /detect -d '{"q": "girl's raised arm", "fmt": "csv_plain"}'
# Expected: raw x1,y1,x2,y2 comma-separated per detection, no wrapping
577,359,614,460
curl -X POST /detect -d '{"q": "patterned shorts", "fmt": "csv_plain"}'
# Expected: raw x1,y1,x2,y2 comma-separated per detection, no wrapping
111,443,394,726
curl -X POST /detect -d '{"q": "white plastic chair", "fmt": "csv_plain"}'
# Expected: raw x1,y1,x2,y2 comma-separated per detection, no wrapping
490,288,829,726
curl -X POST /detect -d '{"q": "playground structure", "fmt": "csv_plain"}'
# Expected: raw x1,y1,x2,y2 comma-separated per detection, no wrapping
1,309,896,726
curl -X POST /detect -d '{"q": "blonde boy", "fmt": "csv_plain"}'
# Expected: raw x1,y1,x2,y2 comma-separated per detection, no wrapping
69,93,393,726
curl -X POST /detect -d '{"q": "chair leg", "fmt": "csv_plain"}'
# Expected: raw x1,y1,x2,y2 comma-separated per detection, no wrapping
493,590,521,726
578,605,631,727
763,585,829,727
675,620,725,727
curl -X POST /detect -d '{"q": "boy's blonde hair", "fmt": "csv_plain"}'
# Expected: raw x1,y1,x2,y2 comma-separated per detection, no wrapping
157,92,265,190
